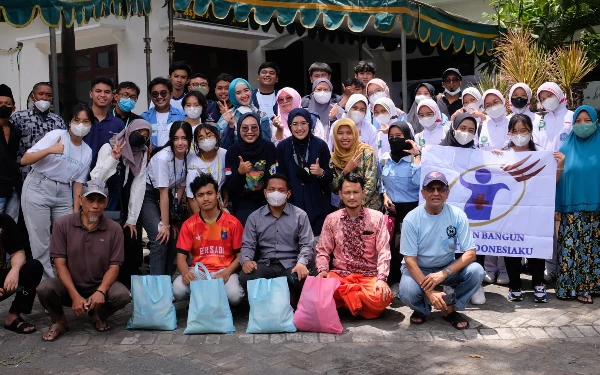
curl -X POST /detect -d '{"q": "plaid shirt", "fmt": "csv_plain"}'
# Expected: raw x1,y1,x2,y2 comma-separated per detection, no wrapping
10,109,66,180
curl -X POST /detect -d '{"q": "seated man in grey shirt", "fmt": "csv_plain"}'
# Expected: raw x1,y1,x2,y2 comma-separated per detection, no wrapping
239,173,314,304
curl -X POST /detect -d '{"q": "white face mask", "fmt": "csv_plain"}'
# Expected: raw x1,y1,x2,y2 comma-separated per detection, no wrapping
414,95,428,105
266,191,287,207
511,134,531,147
198,138,217,152
375,113,391,126
486,104,506,119
35,100,51,113
464,103,479,113
541,96,559,112
368,91,386,103
313,91,332,104
185,107,202,119
445,88,461,96
454,130,475,145
419,116,437,130
70,122,91,137
348,110,365,124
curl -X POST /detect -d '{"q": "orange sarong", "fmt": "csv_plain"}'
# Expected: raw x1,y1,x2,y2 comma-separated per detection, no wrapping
328,272,392,319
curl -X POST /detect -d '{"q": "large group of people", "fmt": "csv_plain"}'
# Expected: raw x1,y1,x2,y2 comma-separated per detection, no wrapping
0,59,598,341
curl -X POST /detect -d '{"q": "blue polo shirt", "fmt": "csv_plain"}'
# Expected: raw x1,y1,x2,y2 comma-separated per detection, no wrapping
83,112,125,169
379,155,421,203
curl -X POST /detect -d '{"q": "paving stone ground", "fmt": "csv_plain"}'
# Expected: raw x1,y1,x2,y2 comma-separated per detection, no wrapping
1,276,599,374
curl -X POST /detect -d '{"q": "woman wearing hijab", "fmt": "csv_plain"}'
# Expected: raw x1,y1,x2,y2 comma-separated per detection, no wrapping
90,119,152,288
533,82,573,152
379,122,421,285
217,78,272,149
508,83,539,123
407,83,435,134
328,94,378,152
276,108,332,236
555,105,599,303
414,99,449,148
366,78,406,129
330,118,381,211
304,78,339,142
224,112,277,226
440,112,478,148
449,87,486,123
273,87,325,145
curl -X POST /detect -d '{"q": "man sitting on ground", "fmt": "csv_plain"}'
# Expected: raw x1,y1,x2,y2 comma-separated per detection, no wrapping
398,171,484,330
37,180,129,341
316,173,393,319
239,173,314,304
173,173,244,305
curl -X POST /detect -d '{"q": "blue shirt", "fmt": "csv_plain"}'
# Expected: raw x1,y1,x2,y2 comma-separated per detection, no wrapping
83,112,125,169
400,203,475,269
205,100,220,123
141,106,186,148
379,156,420,203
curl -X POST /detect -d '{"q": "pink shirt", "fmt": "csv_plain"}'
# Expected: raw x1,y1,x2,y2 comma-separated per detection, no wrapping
316,208,391,281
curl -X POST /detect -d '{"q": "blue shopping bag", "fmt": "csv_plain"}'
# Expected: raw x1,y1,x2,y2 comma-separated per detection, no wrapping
246,276,296,334
184,262,236,335
126,275,177,331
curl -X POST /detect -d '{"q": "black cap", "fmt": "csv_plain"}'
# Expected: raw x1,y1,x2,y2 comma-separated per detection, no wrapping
422,171,449,187
0,84,14,102
442,68,462,80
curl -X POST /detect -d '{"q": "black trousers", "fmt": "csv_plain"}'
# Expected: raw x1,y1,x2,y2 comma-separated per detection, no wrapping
0,259,43,314
388,201,419,285
117,223,144,289
238,259,308,303
504,257,545,290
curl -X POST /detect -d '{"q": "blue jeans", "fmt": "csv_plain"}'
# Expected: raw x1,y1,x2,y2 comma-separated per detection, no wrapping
0,188,20,223
399,262,484,316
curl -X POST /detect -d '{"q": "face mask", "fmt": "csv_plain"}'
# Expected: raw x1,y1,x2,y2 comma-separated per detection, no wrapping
510,134,531,147
70,122,91,137
445,88,461,96
192,86,209,97
541,96,560,112
129,131,147,148
486,104,506,119
464,103,479,113
510,97,528,110
118,98,136,113
375,114,391,126
266,191,287,207
454,130,475,145
368,91,386,103
0,105,12,119
348,110,365,124
199,138,217,152
313,91,332,104
573,123,598,139
419,116,437,130
414,95,428,105
185,107,202,119
34,100,51,113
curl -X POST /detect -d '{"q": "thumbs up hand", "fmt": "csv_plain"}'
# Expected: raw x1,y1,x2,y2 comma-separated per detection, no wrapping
238,156,253,175
48,137,64,155
309,157,324,177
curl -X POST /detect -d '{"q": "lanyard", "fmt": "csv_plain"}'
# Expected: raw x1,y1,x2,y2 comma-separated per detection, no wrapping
201,151,220,184
113,108,130,128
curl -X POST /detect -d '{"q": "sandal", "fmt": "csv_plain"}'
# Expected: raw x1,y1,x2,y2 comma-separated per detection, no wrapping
409,310,427,325
42,323,69,342
577,295,594,304
443,311,470,330
4,317,36,334
93,319,111,332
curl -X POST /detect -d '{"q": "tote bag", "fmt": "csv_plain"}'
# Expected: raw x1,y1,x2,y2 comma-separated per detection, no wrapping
294,276,343,334
184,262,236,334
126,275,177,331
246,277,296,334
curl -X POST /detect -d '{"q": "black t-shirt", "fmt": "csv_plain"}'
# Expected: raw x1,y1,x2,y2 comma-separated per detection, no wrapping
0,213,24,255
438,95,463,119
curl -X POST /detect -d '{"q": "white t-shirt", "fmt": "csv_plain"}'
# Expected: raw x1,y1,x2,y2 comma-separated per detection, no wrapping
256,92,276,119
185,148,227,198
27,129,92,184
152,111,171,148
476,116,510,151
146,147,187,189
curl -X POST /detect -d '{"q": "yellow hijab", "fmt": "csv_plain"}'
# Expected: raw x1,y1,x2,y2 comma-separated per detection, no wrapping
331,118,374,169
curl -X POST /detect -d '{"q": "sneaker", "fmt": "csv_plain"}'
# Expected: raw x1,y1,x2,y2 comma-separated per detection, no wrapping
507,289,523,302
533,284,550,303
390,282,400,298
483,271,496,284
470,286,486,305
496,272,509,285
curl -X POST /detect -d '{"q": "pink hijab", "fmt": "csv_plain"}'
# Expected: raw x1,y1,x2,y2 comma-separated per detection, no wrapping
277,87,302,126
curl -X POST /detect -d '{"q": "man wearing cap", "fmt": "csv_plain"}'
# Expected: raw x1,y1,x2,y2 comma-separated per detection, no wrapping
37,179,129,341
398,171,484,330
437,68,463,119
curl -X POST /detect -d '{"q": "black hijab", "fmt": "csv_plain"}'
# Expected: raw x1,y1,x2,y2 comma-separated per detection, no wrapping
237,112,264,158
440,112,477,148
407,83,435,134
388,121,414,162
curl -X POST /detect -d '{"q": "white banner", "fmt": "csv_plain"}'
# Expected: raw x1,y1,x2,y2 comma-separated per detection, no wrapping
420,146,557,259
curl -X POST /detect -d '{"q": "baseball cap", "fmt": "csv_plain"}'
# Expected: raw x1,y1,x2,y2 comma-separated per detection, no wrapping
442,68,462,80
82,179,108,197
422,171,449,187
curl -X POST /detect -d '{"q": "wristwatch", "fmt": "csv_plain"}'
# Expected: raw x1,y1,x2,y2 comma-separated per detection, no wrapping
443,267,452,277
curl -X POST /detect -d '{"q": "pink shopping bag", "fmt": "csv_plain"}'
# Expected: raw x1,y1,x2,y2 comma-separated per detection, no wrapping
294,276,343,334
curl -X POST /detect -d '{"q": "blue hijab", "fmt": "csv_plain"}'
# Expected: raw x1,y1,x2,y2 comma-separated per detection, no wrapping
556,105,600,212
228,78,252,107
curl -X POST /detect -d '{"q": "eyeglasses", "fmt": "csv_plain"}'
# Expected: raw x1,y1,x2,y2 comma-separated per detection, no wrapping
417,113,435,119
291,121,309,128
240,125,259,133
509,129,531,136
277,96,293,104
443,78,461,84
118,92,138,101
424,186,448,193
484,101,503,109
190,83,208,88
151,90,169,98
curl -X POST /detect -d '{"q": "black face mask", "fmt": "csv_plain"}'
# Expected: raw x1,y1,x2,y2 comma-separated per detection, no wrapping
511,97,528,109
0,105,13,119
129,131,147,148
